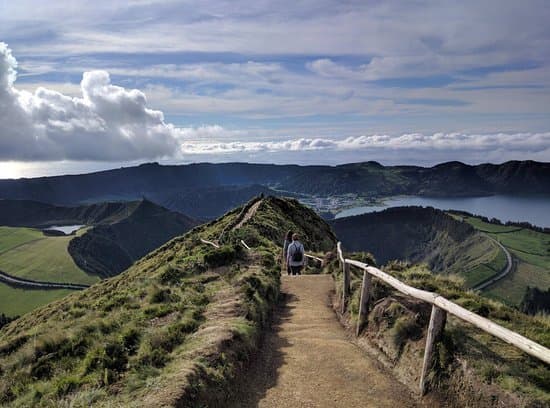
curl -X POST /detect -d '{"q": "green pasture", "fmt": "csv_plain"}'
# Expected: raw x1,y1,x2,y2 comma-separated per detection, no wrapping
0,226,99,285
0,282,74,317
461,216,550,306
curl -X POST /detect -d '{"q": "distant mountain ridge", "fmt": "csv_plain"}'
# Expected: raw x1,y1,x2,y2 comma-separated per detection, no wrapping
0,160,549,219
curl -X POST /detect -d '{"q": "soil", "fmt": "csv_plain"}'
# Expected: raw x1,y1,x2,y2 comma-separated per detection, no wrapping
228,275,426,407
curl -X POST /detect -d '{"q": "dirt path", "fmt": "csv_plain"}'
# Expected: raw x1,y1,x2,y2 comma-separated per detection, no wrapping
228,275,424,407
233,199,262,230
473,235,513,291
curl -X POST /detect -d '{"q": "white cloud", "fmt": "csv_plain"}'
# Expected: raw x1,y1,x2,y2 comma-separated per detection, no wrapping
181,132,550,157
0,43,243,161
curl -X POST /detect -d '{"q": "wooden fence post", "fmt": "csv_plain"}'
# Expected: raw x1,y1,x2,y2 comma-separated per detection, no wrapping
420,305,447,395
341,261,350,314
356,271,372,336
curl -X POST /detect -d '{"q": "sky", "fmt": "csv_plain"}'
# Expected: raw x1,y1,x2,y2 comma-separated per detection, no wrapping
1,0,550,178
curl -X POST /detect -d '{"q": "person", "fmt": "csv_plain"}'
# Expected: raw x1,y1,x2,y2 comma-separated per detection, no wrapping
286,233,305,276
282,230,293,275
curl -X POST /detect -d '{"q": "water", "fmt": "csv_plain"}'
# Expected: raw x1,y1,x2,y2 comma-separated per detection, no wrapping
335,195,550,228
44,225,83,234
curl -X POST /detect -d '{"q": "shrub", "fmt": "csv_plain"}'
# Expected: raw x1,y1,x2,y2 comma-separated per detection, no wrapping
120,327,141,355
55,375,81,397
149,287,179,304
390,315,422,350
203,244,241,268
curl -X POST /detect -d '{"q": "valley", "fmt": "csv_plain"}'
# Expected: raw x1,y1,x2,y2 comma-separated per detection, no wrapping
0,200,197,317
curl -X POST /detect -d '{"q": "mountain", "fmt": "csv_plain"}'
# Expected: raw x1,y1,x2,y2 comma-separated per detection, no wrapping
1,161,549,220
330,206,504,287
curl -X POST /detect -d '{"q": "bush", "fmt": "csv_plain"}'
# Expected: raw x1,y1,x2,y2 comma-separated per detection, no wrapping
149,287,179,304
203,244,241,268
55,375,81,396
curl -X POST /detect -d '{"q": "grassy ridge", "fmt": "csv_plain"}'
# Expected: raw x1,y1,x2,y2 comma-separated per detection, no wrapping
0,196,335,407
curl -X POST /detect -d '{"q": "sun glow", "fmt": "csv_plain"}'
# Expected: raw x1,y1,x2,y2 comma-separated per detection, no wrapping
0,162,23,179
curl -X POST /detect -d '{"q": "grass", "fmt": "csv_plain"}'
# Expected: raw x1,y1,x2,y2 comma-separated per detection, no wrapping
460,216,550,306
0,226,98,285
330,255,550,405
0,196,315,407
0,283,74,317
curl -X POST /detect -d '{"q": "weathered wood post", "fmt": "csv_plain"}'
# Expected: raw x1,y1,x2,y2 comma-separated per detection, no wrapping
341,261,350,313
419,304,447,395
356,270,372,336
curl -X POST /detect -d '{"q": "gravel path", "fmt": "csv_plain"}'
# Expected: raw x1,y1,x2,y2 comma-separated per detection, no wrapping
228,275,424,407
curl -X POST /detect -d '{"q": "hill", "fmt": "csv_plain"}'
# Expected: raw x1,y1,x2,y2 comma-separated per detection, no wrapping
68,200,199,278
1,161,549,219
0,200,198,317
330,206,505,288
0,196,335,406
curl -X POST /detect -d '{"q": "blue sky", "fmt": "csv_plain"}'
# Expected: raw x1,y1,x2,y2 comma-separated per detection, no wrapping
1,0,550,177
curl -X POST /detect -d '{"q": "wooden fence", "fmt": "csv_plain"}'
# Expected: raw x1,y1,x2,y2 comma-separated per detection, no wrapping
337,242,550,395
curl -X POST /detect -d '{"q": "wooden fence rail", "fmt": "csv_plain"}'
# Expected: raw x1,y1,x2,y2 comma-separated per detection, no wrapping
336,242,550,395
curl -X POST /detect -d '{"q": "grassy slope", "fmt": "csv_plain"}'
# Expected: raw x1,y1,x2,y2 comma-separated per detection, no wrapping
0,196,334,407
330,256,550,406
0,227,98,285
461,216,550,305
332,208,505,288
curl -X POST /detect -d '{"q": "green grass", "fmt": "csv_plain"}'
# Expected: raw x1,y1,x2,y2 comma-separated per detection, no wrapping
0,227,43,255
330,257,550,405
0,196,304,407
0,283,74,317
460,216,550,306
0,226,98,285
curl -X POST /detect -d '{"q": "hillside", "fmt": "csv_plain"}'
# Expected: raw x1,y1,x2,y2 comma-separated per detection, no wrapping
330,206,504,288
68,200,198,278
1,161,549,219
455,214,550,306
0,199,141,227
0,196,335,407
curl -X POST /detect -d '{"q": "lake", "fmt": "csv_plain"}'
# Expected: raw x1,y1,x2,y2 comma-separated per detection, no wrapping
44,225,83,234
335,195,550,228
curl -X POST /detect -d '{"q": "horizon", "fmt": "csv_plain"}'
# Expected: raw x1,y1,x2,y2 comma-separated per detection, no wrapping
1,1,550,178
0,158,548,181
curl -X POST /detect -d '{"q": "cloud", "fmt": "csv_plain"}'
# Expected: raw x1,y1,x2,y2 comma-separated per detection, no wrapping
0,42,243,161
181,132,550,157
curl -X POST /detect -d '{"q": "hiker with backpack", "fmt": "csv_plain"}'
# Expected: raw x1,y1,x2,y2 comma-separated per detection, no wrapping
286,233,305,275
282,230,293,275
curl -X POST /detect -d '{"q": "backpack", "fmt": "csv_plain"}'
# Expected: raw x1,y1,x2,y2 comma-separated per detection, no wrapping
291,242,304,263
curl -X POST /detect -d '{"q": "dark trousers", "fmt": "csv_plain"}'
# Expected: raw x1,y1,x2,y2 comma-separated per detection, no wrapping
290,265,303,275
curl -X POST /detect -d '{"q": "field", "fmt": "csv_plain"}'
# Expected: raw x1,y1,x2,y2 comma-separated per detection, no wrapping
0,226,98,285
460,240,507,288
0,282,74,317
0,226,99,317
460,216,550,305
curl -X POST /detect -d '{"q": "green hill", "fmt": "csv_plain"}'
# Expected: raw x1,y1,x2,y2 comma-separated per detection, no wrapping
330,206,505,287
68,199,198,278
0,196,334,407
0,197,547,407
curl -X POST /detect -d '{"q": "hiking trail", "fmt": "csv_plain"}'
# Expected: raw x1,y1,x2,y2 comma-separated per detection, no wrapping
228,274,424,407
